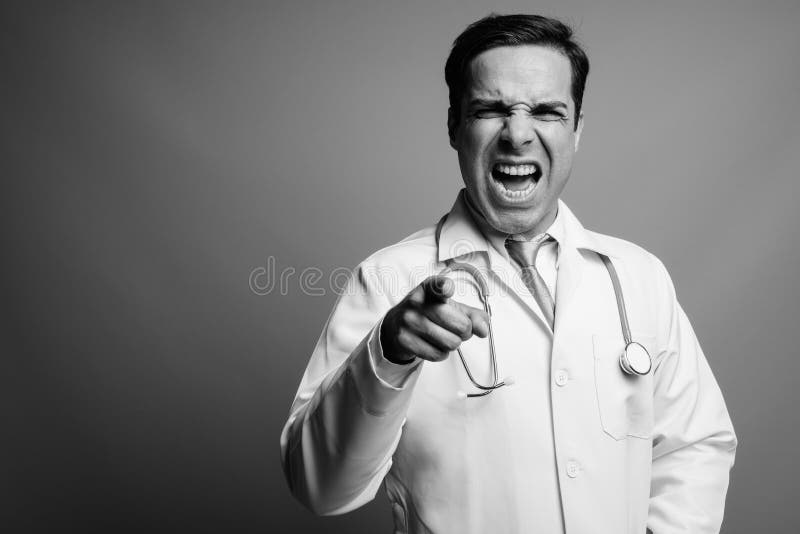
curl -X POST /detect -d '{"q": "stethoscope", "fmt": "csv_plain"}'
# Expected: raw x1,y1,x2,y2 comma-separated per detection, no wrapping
435,214,652,398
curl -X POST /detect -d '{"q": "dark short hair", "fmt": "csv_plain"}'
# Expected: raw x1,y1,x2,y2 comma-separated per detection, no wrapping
445,14,589,131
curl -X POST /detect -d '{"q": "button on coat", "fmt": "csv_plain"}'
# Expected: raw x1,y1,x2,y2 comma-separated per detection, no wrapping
280,192,737,533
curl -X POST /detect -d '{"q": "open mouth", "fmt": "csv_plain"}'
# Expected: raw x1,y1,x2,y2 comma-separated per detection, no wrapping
490,162,541,201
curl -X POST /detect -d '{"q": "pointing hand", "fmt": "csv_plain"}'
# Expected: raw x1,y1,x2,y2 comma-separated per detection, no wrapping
380,275,490,364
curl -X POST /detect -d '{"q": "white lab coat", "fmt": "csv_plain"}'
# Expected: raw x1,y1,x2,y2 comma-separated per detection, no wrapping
280,193,737,533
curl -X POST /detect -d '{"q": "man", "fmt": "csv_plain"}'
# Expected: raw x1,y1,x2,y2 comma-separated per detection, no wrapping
280,14,737,533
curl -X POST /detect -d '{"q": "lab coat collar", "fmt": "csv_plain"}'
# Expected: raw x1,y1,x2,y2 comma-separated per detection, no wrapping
555,201,621,259
436,190,619,266
436,190,493,264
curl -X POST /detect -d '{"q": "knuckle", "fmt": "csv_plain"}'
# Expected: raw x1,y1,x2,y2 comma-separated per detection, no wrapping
400,309,418,327
458,322,473,340
396,330,414,350
423,302,443,319
420,322,437,341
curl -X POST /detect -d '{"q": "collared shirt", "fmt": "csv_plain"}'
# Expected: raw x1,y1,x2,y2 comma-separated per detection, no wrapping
281,192,737,534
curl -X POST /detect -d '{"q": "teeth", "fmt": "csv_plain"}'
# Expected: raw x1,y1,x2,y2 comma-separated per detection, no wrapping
500,181,535,196
490,175,537,201
495,164,536,176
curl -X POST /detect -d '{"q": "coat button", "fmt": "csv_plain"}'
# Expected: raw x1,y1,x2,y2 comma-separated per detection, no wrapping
566,460,580,478
555,369,569,386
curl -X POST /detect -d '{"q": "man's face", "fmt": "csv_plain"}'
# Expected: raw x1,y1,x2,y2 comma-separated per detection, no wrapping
449,45,584,236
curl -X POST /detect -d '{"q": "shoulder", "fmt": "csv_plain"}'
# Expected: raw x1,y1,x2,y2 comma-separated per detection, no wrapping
585,229,679,321
360,225,438,269
584,230,680,342
559,200,668,281
585,229,667,277
584,229,677,310
348,224,440,303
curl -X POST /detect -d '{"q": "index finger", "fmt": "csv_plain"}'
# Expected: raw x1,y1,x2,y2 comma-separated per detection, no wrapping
423,275,454,303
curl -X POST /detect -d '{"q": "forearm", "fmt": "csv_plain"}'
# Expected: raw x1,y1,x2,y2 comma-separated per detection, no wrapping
281,321,421,515
648,433,736,533
647,281,737,532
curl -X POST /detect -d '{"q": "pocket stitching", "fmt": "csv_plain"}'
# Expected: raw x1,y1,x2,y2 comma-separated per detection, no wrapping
593,333,655,441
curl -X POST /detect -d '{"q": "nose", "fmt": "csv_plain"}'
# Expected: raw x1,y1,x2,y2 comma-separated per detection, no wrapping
499,113,535,151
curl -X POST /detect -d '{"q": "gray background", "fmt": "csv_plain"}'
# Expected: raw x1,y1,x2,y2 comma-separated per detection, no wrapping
3,0,799,532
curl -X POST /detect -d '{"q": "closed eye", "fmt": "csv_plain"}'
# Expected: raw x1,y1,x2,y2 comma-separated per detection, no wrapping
472,107,507,119
532,106,567,121
466,99,569,121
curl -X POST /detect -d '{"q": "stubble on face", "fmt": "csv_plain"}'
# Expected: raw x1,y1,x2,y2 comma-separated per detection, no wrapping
450,45,583,237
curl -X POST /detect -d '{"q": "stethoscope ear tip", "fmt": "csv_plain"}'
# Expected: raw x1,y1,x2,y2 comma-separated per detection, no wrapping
503,375,516,386
456,390,468,400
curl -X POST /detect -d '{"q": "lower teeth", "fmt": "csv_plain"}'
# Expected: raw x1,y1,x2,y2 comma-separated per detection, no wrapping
498,180,534,197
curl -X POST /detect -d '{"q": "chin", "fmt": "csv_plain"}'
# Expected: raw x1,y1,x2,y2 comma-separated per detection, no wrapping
486,204,552,235
486,211,533,234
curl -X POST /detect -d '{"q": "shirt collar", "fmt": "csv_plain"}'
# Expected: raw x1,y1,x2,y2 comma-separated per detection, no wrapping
437,189,619,264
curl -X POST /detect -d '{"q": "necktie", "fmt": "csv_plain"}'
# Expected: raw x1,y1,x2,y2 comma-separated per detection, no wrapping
506,235,556,330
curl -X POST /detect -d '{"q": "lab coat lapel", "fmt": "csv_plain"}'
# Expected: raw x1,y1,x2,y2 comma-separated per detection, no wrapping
553,240,585,337
436,192,593,335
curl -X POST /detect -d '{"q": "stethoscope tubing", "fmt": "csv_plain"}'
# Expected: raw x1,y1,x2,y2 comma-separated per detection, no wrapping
434,213,651,398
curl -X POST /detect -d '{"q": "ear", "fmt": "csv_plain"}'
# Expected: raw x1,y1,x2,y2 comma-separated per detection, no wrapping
447,107,458,149
574,111,585,152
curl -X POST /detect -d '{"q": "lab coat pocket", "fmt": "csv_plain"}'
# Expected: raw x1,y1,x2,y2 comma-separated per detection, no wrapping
593,333,655,440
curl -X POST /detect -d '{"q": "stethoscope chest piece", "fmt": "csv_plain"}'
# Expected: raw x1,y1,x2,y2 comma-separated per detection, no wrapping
619,341,652,376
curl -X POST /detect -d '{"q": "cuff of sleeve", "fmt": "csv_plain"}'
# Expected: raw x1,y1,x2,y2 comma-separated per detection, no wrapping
369,315,422,388
345,316,422,417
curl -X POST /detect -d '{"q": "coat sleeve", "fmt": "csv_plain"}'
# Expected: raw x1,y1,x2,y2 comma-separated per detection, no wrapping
647,258,738,533
279,262,422,515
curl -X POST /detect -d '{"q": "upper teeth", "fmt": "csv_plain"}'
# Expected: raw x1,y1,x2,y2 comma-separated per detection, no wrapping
495,164,536,176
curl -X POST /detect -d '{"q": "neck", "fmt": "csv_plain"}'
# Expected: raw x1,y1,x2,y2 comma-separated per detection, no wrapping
463,191,557,242
463,191,505,240
514,208,557,241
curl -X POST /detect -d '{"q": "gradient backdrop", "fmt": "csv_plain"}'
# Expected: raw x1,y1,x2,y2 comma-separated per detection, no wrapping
4,0,799,532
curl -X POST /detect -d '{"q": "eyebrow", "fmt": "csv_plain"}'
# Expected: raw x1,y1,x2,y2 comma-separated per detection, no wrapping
467,98,568,110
